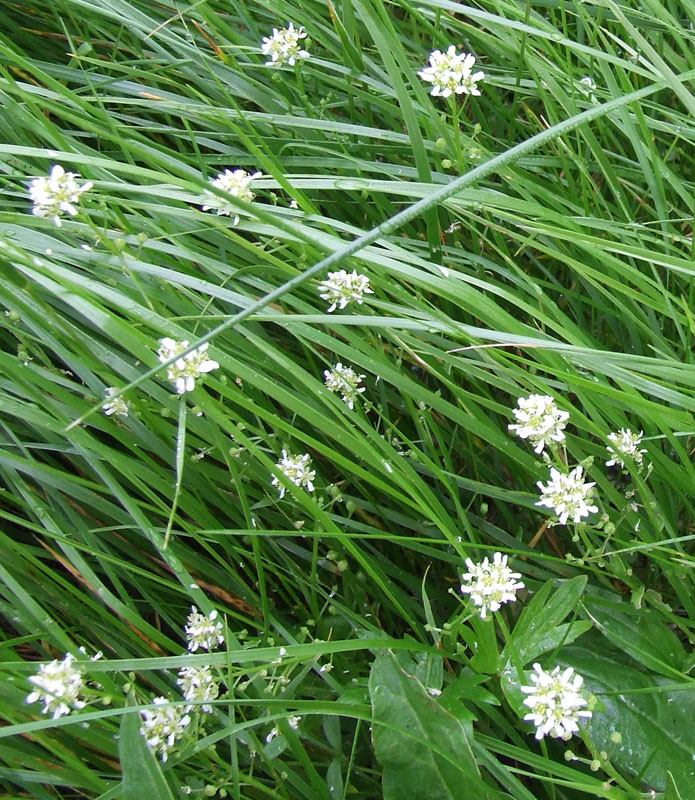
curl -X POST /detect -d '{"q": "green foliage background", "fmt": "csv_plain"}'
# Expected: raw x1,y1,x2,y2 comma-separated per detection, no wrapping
1,0,695,797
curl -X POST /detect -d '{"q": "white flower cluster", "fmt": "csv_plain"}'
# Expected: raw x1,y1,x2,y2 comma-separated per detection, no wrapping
272,450,316,498
536,466,598,525
102,387,130,418
29,164,93,227
140,697,191,762
177,664,220,713
508,394,569,454
157,338,219,394
185,606,225,652
460,552,524,619
521,663,592,740
418,46,484,98
201,169,260,225
323,362,366,409
318,269,373,313
26,654,86,719
606,428,647,469
261,23,309,67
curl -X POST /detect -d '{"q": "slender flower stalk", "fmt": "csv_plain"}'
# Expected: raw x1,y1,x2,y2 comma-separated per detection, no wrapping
318,269,373,313
157,338,219,394
521,663,592,740
418,47,484,98
272,450,315,498
29,165,93,227
508,394,569,454
201,169,260,225
536,466,598,525
261,23,309,67
26,654,86,719
460,552,524,619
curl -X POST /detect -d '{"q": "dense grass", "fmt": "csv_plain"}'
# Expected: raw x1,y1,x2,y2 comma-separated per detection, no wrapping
2,0,695,797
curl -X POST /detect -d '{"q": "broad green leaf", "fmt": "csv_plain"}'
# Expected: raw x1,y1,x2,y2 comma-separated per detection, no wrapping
119,707,176,800
506,576,588,665
561,638,695,794
584,600,686,679
665,772,685,800
369,652,492,800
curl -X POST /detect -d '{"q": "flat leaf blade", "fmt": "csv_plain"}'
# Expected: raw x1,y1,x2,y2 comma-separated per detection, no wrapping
119,707,177,800
369,652,491,800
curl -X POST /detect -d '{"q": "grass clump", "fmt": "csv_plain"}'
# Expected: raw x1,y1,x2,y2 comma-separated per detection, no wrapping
1,0,695,797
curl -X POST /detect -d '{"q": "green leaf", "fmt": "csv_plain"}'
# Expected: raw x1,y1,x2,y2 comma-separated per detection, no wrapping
584,599,686,679
369,652,491,800
119,706,177,800
506,576,588,665
561,637,695,794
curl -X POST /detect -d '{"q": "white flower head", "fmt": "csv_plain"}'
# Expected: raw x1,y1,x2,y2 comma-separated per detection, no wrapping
318,269,374,313
323,362,366,409
521,663,592,740
508,394,569,454
261,23,310,67
606,429,646,469
536,466,598,525
272,450,315,498
102,387,130,418
460,551,524,619
184,606,224,652
26,654,86,719
201,169,261,225
139,697,191,762
580,76,596,91
176,664,220,713
28,164,93,227
418,46,484,98
157,338,219,394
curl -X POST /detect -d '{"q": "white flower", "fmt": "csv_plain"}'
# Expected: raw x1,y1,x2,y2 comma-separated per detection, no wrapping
323,362,366,409
606,429,647,469
460,552,524,619
28,164,93,227
521,663,592,740
508,394,569,454
536,466,598,525
157,338,219,394
418,46,484,98
272,450,315,498
265,715,301,743
140,697,191,762
26,654,86,719
261,23,310,67
184,606,225,652
579,76,596,91
102,387,130,418
318,269,374,313
176,664,220,713
201,169,260,225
